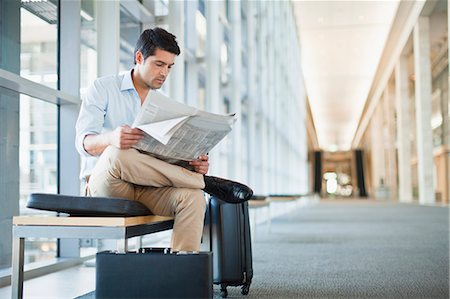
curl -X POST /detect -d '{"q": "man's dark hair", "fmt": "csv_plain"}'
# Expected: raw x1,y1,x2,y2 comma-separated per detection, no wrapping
134,27,180,64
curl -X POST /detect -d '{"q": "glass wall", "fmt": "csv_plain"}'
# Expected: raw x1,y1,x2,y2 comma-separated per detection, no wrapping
80,0,97,92
19,1,60,265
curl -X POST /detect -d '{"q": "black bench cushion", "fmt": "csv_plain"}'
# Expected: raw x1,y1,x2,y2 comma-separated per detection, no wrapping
27,193,152,217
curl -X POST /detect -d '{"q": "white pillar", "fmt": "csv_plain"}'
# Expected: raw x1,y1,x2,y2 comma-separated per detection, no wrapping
96,0,120,76
267,2,276,194
58,0,82,258
168,0,185,103
206,0,221,175
383,84,397,200
371,103,386,192
185,0,199,108
94,0,121,252
247,0,257,189
447,0,450,148
413,17,435,204
259,2,270,195
395,55,413,203
230,0,242,181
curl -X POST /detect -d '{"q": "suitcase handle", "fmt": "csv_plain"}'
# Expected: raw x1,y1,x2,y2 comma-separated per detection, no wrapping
139,247,171,254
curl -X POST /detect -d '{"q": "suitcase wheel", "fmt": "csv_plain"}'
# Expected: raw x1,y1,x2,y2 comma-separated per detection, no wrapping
241,284,250,295
220,284,228,298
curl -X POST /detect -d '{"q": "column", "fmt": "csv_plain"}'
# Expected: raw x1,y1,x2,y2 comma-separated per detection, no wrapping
246,0,257,189
230,0,242,181
259,2,270,194
96,0,120,76
370,103,386,194
185,0,199,108
395,55,413,203
413,17,435,204
267,2,276,193
445,0,450,203
168,0,185,102
0,0,20,269
95,0,121,251
59,0,81,197
58,0,82,257
383,85,397,199
205,0,221,175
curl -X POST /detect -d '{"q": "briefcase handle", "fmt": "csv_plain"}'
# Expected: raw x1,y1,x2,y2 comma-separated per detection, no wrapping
138,247,171,254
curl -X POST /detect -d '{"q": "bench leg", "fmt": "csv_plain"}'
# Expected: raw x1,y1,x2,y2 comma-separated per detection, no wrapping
11,235,25,299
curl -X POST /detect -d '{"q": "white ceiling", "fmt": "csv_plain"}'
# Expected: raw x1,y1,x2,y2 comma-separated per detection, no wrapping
293,0,400,151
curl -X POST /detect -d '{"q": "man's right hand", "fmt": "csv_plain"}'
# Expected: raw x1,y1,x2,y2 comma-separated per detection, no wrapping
109,125,144,150
83,125,145,156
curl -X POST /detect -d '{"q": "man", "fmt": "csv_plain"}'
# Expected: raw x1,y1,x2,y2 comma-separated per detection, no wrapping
75,27,252,252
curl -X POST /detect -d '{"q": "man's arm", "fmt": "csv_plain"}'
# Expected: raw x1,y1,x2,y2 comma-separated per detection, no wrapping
83,125,144,156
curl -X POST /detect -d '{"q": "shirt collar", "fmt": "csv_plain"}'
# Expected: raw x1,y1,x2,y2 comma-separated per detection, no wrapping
120,69,135,91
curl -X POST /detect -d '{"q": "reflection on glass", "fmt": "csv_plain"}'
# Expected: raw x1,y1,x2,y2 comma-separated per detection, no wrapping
20,7,58,88
120,6,141,71
20,2,59,264
81,0,97,92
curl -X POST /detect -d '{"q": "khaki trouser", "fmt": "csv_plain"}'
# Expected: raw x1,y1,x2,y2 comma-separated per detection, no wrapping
87,146,206,251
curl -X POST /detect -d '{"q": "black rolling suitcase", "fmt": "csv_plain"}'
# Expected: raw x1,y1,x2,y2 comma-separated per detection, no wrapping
202,196,253,298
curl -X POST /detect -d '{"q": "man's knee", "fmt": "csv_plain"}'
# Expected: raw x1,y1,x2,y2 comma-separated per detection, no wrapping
176,189,206,214
101,146,137,168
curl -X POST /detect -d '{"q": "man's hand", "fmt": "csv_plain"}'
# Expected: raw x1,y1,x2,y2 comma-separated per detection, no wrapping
109,125,144,150
189,154,209,175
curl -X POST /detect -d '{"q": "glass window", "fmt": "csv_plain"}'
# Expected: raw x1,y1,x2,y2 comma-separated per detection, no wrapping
80,0,97,93
120,6,141,71
154,0,169,16
19,95,58,262
20,5,58,88
196,10,207,58
20,1,59,264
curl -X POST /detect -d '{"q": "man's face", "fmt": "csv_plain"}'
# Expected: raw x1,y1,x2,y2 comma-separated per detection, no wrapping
135,48,176,89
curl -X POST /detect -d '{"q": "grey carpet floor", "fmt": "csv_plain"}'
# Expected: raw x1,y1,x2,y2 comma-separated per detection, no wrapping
79,199,449,299
235,200,449,299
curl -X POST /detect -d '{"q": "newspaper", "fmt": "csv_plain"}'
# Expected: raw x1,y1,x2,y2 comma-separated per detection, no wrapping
132,90,236,167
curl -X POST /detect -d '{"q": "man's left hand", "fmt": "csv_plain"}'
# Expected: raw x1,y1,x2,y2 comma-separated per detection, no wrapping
189,155,209,175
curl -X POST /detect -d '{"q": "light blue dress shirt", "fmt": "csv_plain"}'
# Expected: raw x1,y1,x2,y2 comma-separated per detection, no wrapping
75,70,142,179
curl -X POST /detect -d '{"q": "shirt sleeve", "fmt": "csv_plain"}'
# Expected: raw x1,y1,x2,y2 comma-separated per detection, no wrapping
75,79,108,157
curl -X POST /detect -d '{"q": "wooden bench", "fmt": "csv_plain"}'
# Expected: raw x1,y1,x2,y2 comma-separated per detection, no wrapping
11,215,174,299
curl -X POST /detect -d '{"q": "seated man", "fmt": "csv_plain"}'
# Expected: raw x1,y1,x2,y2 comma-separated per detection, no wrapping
75,27,252,252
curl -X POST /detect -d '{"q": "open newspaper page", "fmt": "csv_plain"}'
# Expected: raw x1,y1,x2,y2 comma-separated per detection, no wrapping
132,90,236,168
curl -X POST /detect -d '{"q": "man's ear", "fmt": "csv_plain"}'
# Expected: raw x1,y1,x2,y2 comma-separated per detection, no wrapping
135,51,143,64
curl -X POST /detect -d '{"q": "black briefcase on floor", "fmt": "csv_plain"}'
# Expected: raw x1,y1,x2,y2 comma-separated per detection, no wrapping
96,248,213,298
